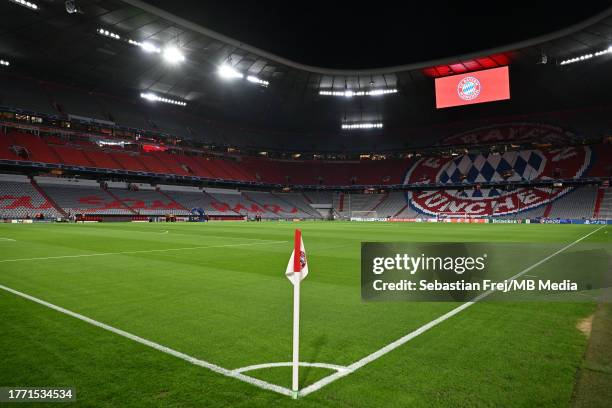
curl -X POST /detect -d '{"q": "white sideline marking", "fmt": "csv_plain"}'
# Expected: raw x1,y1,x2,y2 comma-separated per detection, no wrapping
299,225,606,397
0,238,16,242
234,361,348,374
0,240,288,263
0,284,293,397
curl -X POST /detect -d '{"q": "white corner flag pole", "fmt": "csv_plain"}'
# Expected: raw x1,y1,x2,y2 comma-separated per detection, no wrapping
292,266,301,397
285,229,308,399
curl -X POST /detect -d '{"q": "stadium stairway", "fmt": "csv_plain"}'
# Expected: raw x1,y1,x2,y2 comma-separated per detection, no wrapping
301,192,313,204
542,201,553,218
393,204,408,217
240,192,282,218
597,188,612,219
201,190,244,216
29,177,66,217
593,188,605,218
338,192,345,212
157,189,189,212
271,192,320,218
370,191,389,212
104,188,138,214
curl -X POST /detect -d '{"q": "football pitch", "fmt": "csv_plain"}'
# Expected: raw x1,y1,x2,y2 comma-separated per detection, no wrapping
0,221,610,407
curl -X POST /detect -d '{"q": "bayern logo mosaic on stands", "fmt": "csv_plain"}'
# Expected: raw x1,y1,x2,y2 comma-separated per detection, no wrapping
457,76,481,101
404,145,592,216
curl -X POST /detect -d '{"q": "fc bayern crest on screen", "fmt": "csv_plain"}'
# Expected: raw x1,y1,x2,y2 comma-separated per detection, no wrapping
457,76,481,101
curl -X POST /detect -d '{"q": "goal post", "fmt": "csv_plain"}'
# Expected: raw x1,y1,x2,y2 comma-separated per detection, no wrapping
350,210,379,219
436,211,488,223
437,211,471,219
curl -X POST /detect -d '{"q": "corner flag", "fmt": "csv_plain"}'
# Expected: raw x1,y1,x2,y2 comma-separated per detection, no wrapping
286,229,308,398
285,229,308,285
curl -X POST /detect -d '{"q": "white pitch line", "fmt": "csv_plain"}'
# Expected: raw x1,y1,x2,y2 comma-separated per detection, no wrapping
299,225,606,397
0,240,288,263
0,237,16,242
234,361,348,374
0,283,293,397
0,226,605,399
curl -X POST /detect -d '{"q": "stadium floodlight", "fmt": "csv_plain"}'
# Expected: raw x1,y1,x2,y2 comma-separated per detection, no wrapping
162,46,185,64
141,41,161,54
246,75,269,87
9,0,39,11
127,39,162,54
218,64,244,79
140,92,187,106
319,89,398,97
560,45,612,65
0,59,10,67
341,122,384,130
96,28,121,40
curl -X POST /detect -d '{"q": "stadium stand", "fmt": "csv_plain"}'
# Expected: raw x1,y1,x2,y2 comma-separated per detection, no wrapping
273,193,322,218
0,170,607,220
373,192,411,218
83,150,122,169
51,145,95,167
0,129,20,160
242,191,317,219
204,188,278,218
341,193,387,216
393,204,422,219
304,191,334,204
107,184,190,215
8,131,61,163
546,186,598,219
597,188,612,219
240,157,413,186
108,152,149,172
0,174,62,219
36,177,133,215
159,185,234,217
2,126,608,193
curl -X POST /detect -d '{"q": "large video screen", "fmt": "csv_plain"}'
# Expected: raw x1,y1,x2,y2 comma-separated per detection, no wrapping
435,66,510,109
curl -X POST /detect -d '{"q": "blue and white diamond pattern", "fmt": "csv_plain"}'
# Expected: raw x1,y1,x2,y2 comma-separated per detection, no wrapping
438,150,546,184
445,187,511,199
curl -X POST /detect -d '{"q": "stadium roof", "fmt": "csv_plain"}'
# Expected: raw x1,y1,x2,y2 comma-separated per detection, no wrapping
1,0,612,141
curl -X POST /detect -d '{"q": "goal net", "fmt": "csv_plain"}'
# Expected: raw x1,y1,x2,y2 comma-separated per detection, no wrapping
351,210,379,219
436,211,487,222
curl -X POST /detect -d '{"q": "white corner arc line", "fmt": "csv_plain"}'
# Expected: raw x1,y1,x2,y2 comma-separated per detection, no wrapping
234,362,349,374
0,240,288,263
299,225,606,397
0,284,293,397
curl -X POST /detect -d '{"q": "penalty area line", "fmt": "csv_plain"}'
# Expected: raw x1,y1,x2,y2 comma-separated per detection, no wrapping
0,283,293,397
299,225,606,397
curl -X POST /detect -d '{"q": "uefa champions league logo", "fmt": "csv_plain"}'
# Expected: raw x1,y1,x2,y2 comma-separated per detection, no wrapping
457,76,481,101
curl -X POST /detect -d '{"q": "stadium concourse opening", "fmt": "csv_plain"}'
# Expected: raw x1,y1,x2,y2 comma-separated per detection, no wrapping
0,1,611,407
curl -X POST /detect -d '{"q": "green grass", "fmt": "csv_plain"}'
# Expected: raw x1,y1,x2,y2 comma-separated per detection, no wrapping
0,222,609,407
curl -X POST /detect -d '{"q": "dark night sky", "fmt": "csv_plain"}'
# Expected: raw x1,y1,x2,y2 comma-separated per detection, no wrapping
145,0,612,69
